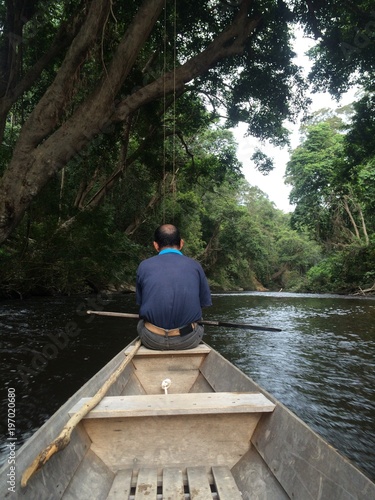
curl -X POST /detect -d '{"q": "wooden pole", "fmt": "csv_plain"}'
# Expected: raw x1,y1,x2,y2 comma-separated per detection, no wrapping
21,339,142,488
86,310,282,332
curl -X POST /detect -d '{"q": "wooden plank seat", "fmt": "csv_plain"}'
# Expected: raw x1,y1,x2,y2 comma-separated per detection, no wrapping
106,466,242,499
69,392,275,418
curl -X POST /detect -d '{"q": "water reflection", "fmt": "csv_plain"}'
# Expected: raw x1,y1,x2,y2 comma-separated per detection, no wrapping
1,291,374,482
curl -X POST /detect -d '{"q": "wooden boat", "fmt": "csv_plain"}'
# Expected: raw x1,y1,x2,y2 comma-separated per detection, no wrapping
2,339,374,499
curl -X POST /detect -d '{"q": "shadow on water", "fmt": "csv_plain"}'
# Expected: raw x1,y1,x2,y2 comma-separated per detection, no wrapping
1,291,374,482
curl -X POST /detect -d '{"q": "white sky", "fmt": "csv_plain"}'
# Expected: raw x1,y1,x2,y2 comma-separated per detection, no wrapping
232,31,357,212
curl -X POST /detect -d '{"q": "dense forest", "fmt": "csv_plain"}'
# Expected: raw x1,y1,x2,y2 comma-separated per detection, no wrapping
0,0,374,297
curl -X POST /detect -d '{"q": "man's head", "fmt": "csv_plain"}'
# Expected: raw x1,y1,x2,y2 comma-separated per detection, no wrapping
153,224,184,251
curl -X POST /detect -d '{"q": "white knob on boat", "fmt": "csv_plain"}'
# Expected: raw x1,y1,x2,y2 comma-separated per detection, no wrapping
161,378,171,394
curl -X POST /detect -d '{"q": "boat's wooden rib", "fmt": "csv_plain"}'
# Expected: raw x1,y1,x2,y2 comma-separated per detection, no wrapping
1,340,374,500
62,449,113,500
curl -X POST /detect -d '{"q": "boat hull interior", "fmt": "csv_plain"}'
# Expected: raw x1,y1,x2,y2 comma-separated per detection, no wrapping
2,342,374,499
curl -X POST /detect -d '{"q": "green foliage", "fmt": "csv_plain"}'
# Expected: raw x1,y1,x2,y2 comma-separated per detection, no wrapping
0,207,142,297
286,101,375,293
2,1,375,296
187,178,321,292
344,94,375,166
285,119,370,245
277,230,321,271
306,259,340,293
250,149,274,174
343,93,375,215
306,242,375,293
295,1,375,97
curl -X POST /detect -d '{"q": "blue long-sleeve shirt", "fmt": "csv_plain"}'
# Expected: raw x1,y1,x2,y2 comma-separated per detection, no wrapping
136,250,212,329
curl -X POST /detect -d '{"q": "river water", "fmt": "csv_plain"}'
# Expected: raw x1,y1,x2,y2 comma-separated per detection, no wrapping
1,291,374,482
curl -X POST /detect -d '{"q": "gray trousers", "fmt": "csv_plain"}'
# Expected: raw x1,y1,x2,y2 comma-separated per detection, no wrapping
137,320,204,350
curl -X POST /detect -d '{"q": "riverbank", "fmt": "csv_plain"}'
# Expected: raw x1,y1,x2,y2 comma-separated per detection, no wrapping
2,281,374,301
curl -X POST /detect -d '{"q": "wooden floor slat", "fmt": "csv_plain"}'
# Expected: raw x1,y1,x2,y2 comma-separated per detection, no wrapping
212,466,242,500
107,465,241,499
134,468,158,499
162,467,185,500
106,469,133,499
187,466,213,500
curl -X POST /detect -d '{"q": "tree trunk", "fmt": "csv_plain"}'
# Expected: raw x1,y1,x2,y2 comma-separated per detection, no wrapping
342,196,361,240
271,263,288,280
357,202,369,246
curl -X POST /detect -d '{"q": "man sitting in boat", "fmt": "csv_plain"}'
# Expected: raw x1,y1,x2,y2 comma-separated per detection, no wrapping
136,224,212,350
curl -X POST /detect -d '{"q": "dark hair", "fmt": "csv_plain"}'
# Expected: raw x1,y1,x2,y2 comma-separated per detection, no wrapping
154,224,181,248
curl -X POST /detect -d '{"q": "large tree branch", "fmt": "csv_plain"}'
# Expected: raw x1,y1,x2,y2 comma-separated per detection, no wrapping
0,0,261,245
12,0,111,152
28,0,165,169
115,0,261,121
69,91,183,216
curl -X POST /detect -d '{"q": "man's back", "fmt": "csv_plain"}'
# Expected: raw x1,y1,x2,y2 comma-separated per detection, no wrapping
136,251,211,329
